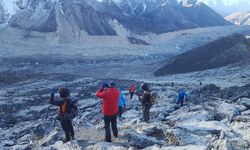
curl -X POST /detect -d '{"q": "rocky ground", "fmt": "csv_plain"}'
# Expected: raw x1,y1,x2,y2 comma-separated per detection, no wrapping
1,73,250,150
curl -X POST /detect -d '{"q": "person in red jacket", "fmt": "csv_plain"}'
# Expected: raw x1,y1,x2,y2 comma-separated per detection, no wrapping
96,82,119,142
129,84,135,99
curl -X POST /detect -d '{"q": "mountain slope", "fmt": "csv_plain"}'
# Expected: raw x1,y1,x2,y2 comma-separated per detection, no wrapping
225,12,250,25
7,0,230,35
9,0,117,35
200,0,250,16
0,0,7,24
154,33,250,76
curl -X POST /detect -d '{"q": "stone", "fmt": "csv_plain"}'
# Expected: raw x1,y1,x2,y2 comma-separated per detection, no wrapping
39,128,61,146
214,101,242,122
123,110,140,119
125,131,164,149
90,142,127,150
143,145,161,150
2,140,15,147
237,98,250,109
52,140,82,150
160,145,208,150
176,121,230,135
164,128,209,146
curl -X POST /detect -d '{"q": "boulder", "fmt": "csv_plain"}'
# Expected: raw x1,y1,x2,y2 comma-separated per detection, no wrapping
164,128,209,146
238,98,250,109
87,142,127,150
2,140,15,147
143,145,161,150
125,131,164,149
137,125,166,141
11,144,32,150
39,128,61,146
176,121,230,135
214,102,242,122
123,110,140,119
160,145,208,150
52,140,82,150
17,134,33,145
214,138,249,150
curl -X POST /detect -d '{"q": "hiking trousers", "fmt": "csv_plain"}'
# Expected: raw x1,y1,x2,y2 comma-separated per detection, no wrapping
118,106,123,119
60,118,74,142
104,114,118,142
130,92,134,99
142,104,151,122
178,97,184,107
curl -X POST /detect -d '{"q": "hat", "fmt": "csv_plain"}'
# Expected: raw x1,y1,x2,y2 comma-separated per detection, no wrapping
141,83,149,91
110,81,116,87
58,87,70,98
102,82,109,89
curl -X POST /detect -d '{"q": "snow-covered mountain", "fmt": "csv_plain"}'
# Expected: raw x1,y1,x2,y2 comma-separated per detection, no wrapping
200,0,250,16
1,0,230,36
225,11,250,25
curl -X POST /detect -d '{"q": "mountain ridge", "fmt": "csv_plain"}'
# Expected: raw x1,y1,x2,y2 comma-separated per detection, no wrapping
1,0,230,36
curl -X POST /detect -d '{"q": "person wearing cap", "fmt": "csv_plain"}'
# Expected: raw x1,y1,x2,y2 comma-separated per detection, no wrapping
96,82,119,142
48,87,75,143
118,87,126,120
129,84,135,99
138,83,151,122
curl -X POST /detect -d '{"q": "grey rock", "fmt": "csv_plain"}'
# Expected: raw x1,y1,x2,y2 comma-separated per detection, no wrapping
237,98,250,109
88,142,127,150
39,128,61,146
125,131,164,149
164,128,209,146
2,140,15,147
11,144,32,150
176,120,230,136
52,140,82,150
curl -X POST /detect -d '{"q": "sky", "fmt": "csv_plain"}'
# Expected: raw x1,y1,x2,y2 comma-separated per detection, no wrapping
1,0,249,15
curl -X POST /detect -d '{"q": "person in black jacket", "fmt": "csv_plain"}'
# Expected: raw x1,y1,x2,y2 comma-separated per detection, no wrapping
48,87,75,143
138,83,151,122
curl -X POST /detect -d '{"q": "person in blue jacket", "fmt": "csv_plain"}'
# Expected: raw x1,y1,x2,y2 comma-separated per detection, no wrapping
176,89,187,107
118,88,126,120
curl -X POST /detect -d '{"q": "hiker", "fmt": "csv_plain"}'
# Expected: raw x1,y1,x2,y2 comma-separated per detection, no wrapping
118,87,126,120
138,83,151,122
96,82,119,142
48,87,75,143
129,84,135,99
176,89,187,107
171,82,174,87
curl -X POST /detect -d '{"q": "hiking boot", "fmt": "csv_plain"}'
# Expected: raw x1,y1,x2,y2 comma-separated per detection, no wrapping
63,139,70,143
105,139,112,142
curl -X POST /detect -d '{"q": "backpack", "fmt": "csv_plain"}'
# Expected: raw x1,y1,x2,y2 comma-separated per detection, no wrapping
69,97,78,119
150,91,157,105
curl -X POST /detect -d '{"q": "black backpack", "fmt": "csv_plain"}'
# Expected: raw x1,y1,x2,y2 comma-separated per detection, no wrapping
70,97,78,119
63,97,78,120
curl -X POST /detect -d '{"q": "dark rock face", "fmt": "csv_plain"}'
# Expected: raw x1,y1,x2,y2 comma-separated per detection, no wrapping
8,0,230,35
60,0,117,35
9,0,117,35
9,0,57,32
154,33,250,76
107,0,230,34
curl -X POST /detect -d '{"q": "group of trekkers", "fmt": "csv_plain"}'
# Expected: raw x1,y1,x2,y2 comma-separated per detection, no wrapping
48,82,188,143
